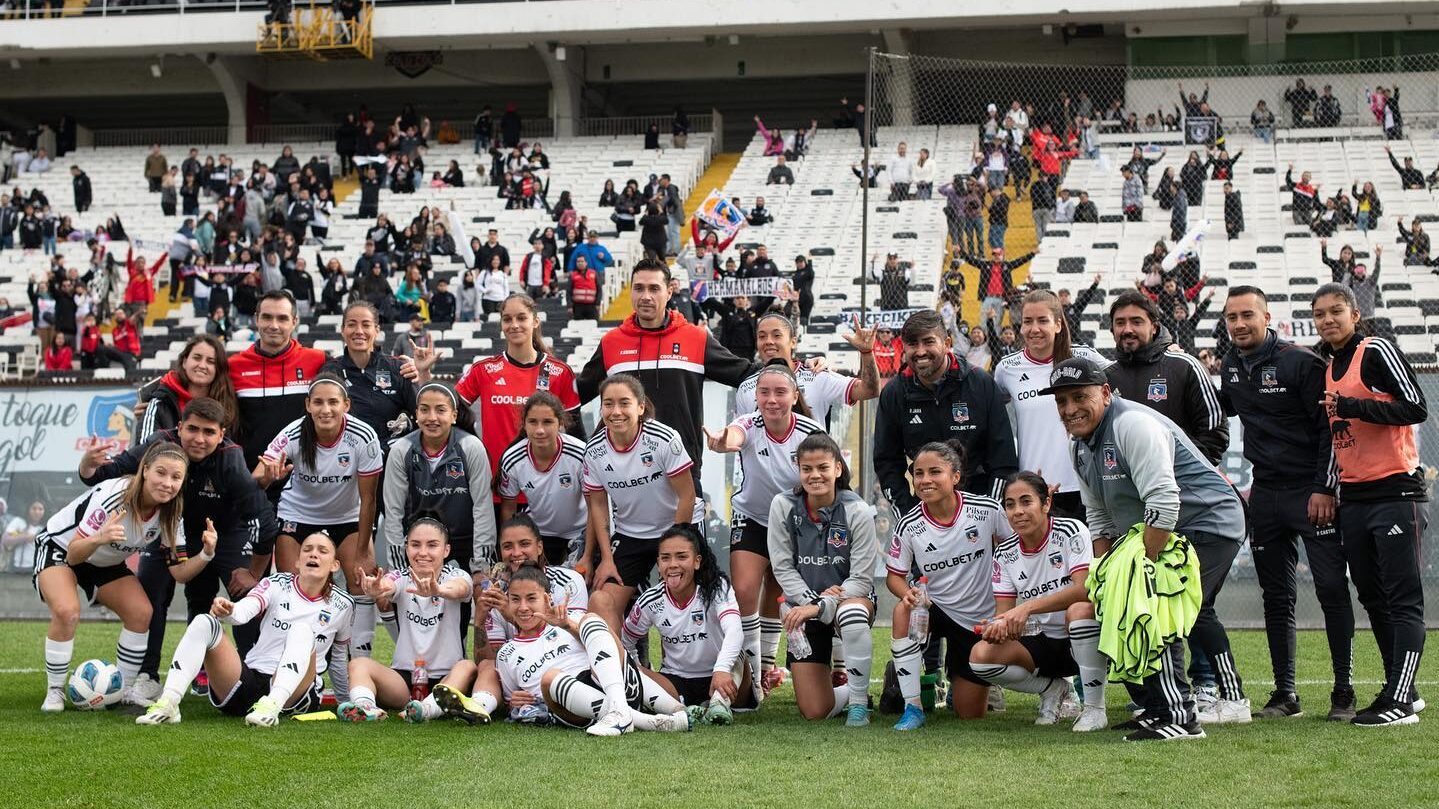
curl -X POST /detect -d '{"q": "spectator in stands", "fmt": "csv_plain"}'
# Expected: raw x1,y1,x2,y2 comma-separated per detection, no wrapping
17,204,40,250
158,168,179,216
767,155,795,186
1349,182,1381,234
1179,151,1206,205
474,228,510,273
790,254,815,325
1283,79,1317,126
598,179,619,208
1052,187,1076,224
1032,135,1075,193
202,300,230,339
143,144,167,193
870,325,902,379
1073,191,1098,224
958,245,1036,329
672,107,690,149
393,264,427,319
1283,164,1318,226
886,142,915,202
42,331,72,371
1397,217,1429,265
1169,293,1214,355
643,122,662,151
638,202,669,263
478,253,509,317
1122,146,1164,191
1152,166,1177,210
1059,275,1102,336
2,501,44,574
568,230,612,278
1170,176,1188,242
1206,147,1242,182
1223,182,1244,240
754,115,786,157
1310,198,1340,238
746,196,773,227
987,186,1009,249
430,223,455,257
428,278,456,324
1029,178,1055,239
390,313,431,358
109,305,140,362
613,179,642,232
1348,247,1383,319
1250,100,1276,144
869,253,911,311
1319,239,1361,286
68,165,92,213
518,238,554,298
568,255,602,321
456,270,479,321
1315,85,1342,127
232,272,260,328
1368,85,1403,140
1385,146,1424,190
785,119,817,161
1119,165,1144,222
167,219,199,302
716,295,757,361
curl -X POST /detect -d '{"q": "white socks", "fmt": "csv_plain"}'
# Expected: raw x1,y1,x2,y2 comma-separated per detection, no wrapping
758,616,782,672
44,637,73,690
379,608,399,644
419,694,443,719
350,685,378,710
266,622,317,707
1068,619,1107,710
115,628,148,688
637,671,684,714
350,595,376,658
825,686,848,718
550,672,605,720
577,615,628,710
890,636,924,707
836,603,871,707
470,689,500,715
741,613,762,685
160,615,223,704
971,661,1054,695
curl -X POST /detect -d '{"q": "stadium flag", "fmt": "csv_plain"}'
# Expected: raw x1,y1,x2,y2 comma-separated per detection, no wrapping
182,262,258,277
1162,219,1210,272
842,307,922,329
707,276,785,298
694,190,745,241
131,238,169,253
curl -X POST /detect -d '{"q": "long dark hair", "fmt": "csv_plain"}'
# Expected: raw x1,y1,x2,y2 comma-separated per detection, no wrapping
1020,289,1072,363
299,373,348,471
501,292,550,357
174,335,238,432
499,514,550,564
599,373,656,423
794,432,851,492
514,390,571,446
915,439,968,490
658,524,730,608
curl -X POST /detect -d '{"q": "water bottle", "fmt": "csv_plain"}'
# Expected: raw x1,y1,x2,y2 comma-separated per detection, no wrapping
410,658,429,701
777,596,812,659
908,577,931,643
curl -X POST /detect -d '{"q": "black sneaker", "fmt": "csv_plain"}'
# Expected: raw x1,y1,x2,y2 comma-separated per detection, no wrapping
1124,721,1206,742
1253,691,1302,719
1112,711,1148,731
878,660,904,715
1351,697,1418,727
1327,687,1356,722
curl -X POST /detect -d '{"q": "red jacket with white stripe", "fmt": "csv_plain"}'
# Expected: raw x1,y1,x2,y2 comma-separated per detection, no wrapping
229,339,329,467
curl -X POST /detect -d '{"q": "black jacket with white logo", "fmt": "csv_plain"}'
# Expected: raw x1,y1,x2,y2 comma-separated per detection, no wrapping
1219,330,1335,494
1104,328,1229,465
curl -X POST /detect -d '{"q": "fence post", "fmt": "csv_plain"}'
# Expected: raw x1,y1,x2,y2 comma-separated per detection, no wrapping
711,108,723,153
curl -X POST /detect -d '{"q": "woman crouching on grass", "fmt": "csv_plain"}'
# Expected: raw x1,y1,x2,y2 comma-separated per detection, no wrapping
338,518,479,724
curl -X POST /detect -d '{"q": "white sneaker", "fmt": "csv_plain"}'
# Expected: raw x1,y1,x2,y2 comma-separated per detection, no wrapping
987,685,1006,712
136,697,181,725
1072,705,1109,732
586,706,634,737
1194,684,1218,710
121,676,160,708
1058,689,1082,720
245,695,282,728
1035,678,1072,725
1197,697,1253,725
41,687,65,713
647,710,692,733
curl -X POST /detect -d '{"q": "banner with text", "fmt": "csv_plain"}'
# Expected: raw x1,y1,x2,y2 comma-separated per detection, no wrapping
703,276,787,299
841,307,922,330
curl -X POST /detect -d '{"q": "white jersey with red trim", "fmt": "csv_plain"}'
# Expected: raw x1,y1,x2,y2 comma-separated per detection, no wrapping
885,496,1011,629
497,434,588,540
264,415,383,525
733,365,856,428
455,352,580,476
383,564,473,676
38,477,162,568
729,411,824,523
240,572,354,676
495,624,589,700
582,420,692,538
993,517,1093,638
991,345,1108,494
622,581,742,679
484,565,589,644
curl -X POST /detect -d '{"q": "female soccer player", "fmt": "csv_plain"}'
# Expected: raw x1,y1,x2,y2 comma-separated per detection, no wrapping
337,519,478,724
498,392,590,568
495,561,690,734
622,525,751,724
767,433,879,725
36,441,185,712
733,312,880,428
322,300,427,451
705,360,824,700
137,531,354,727
383,383,495,578
991,289,1108,519
969,472,1106,731
885,440,1012,729
1313,282,1430,726
135,335,239,442
257,374,382,661
583,374,697,623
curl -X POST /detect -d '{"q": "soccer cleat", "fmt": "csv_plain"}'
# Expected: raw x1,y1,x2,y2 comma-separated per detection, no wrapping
337,701,387,722
1072,706,1109,732
686,704,707,725
129,674,163,706
136,698,181,725
402,700,426,724
245,695,282,727
191,670,210,698
761,668,787,698
1058,689,1083,720
703,701,734,726
831,668,849,688
987,686,1006,713
844,704,871,727
1035,678,1072,726
432,684,491,725
1124,721,1206,742
893,703,926,731
41,687,65,713
1253,691,1302,719
648,710,693,733
587,706,635,737
1198,697,1253,725
120,682,157,708
878,661,904,715
1352,697,1419,728
1327,687,1357,722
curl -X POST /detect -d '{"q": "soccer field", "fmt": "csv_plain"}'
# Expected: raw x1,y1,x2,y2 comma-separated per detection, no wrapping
3,623,1436,809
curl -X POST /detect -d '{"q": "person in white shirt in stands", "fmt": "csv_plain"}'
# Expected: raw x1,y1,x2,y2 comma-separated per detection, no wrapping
478,252,510,318
1008,100,1029,142
1053,188,1077,224
912,148,936,200
26,148,52,174
2,500,43,574
888,142,914,202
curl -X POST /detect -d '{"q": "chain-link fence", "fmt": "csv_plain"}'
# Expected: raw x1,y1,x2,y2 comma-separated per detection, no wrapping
848,50,1439,628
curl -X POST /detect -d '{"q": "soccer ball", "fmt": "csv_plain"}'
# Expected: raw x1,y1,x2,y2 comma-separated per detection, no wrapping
67,659,124,710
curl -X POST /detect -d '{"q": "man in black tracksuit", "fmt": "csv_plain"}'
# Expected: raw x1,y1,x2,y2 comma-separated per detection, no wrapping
1105,290,1228,465
79,398,279,687
1218,286,1355,720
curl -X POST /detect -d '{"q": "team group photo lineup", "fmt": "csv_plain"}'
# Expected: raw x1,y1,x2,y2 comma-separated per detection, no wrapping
3,4,1438,770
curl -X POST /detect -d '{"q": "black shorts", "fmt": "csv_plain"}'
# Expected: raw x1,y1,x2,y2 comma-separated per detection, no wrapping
553,654,646,728
786,600,875,668
608,532,660,589
210,663,323,717
280,521,360,545
33,539,133,606
665,672,758,710
541,535,583,568
396,669,445,693
1018,633,1079,679
929,606,987,686
728,515,768,558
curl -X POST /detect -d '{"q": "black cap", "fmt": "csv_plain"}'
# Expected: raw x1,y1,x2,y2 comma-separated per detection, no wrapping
1038,357,1108,396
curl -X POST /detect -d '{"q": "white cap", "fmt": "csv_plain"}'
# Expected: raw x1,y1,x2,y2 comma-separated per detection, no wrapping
986,103,997,113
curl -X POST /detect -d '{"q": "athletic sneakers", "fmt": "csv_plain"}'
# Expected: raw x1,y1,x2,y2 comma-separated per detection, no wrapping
432,684,491,725
509,703,550,724
1327,687,1357,722
649,710,693,733
686,704,707,726
987,685,1006,713
119,681,157,708
844,703,870,727
878,661,904,715
1035,678,1072,726
337,701,387,722
703,700,734,726
401,700,426,724
1112,711,1147,731
191,670,210,698
1352,697,1419,727
1124,721,1206,742
1072,706,1108,732
245,695,282,727
136,698,181,725
41,687,65,713
1058,690,1082,720
893,703,926,731
1253,691,1302,719
1198,697,1253,724
587,705,635,736
128,674,162,706
1193,684,1218,711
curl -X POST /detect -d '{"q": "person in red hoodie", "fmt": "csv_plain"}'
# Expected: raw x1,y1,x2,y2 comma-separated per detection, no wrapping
568,254,601,321
873,325,904,379
42,331,73,371
124,247,165,329
79,312,137,372
1033,137,1078,193
109,306,142,366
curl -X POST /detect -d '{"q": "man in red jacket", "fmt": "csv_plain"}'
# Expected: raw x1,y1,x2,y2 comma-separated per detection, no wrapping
568,254,601,321
110,307,142,362
124,248,165,329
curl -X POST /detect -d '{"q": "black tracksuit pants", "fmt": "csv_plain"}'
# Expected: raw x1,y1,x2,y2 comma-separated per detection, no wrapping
1340,498,1428,703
